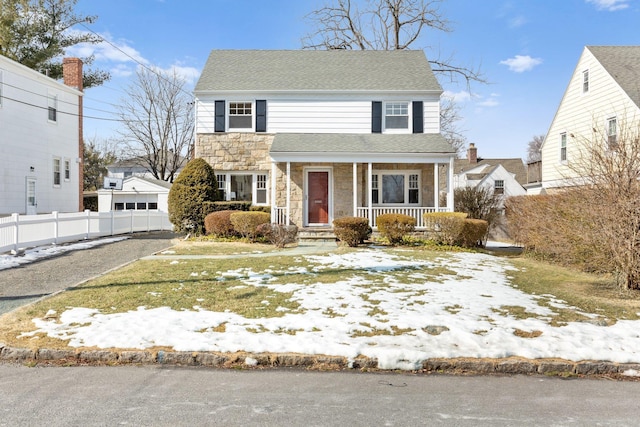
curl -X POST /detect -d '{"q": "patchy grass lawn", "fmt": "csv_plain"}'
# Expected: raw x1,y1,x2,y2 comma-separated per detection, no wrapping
2,241,640,366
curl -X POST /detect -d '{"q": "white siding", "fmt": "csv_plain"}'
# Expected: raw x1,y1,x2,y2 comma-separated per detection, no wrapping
196,95,442,135
542,47,640,186
0,56,82,215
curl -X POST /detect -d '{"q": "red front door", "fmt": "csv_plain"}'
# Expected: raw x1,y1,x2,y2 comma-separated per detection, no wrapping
308,171,329,224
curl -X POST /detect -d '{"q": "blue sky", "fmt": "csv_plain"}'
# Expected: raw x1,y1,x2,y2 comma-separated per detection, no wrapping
73,0,640,160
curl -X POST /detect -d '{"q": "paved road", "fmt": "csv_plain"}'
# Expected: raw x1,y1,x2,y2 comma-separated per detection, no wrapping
0,231,177,316
1,364,639,426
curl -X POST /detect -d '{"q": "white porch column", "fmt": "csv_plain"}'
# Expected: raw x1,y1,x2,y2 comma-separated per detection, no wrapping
434,163,440,211
270,161,277,224
352,162,357,217
448,157,455,211
286,162,291,225
367,162,373,227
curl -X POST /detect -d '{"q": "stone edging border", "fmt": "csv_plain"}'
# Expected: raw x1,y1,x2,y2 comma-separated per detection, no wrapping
2,343,638,378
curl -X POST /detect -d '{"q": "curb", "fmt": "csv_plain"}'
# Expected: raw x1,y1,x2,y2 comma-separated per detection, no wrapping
2,343,638,378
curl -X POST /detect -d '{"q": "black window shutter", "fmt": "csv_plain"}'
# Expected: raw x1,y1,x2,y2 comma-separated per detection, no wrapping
372,101,382,133
412,101,423,134
214,100,225,132
256,100,267,132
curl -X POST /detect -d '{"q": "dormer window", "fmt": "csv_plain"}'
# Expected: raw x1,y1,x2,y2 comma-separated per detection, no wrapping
582,70,589,93
229,102,252,129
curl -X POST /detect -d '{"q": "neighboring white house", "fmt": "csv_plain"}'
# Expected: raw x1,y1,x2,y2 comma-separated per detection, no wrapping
194,50,456,229
0,55,84,215
453,143,527,207
540,46,640,190
97,176,170,213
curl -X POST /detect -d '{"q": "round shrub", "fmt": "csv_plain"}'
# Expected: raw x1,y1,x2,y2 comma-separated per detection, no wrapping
423,212,468,245
333,217,371,247
204,210,237,237
458,219,489,247
168,158,218,234
230,211,271,241
376,213,416,245
257,223,298,248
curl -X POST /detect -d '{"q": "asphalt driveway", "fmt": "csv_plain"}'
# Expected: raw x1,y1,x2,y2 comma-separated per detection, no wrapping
0,231,177,316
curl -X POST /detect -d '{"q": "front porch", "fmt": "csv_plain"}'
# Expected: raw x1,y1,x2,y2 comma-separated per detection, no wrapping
269,133,456,230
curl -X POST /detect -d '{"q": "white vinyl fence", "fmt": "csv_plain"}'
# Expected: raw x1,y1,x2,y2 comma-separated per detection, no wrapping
0,210,173,254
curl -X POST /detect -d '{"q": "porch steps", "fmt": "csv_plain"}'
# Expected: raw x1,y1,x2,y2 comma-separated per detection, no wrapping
298,228,337,243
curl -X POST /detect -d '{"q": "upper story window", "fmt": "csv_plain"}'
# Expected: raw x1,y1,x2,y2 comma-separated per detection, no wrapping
64,159,70,180
582,70,589,93
53,157,61,186
385,102,409,130
494,180,505,195
607,117,618,150
48,94,57,122
229,102,252,129
560,132,567,162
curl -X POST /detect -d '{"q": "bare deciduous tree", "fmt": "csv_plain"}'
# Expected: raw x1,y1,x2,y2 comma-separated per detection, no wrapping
439,94,467,157
117,67,193,183
526,134,544,163
302,0,484,87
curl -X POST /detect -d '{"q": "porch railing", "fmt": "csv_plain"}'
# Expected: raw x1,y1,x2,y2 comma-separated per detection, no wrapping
271,206,450,229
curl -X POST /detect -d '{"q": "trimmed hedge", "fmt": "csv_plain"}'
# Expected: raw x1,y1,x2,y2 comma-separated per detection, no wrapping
230,211,271,241
167,158,218,234
333,217,371,247
203,201,252,217
458,219,488,247
376,213,416,245
204,210,237,237
423,212,468,245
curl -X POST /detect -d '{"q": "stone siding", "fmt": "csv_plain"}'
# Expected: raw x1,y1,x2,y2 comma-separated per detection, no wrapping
196,133,274,172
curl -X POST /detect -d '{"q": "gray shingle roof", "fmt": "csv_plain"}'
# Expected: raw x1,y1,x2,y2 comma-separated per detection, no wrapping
454,158,528,186
588,46,640,108
271,133,454,155
195,50,442,93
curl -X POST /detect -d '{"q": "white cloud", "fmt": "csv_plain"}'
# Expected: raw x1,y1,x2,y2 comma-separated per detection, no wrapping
500,55,543,73
477,93,500,108
442,90,471,103
508,15,527,28
66,31,149,66
586,0,630,11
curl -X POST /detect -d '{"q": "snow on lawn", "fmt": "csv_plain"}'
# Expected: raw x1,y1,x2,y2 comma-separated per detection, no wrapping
0,237,129,271
22,249,640,370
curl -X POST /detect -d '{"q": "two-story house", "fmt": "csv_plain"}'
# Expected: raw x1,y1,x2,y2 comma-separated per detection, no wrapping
0,55,84,215
194,50,455,229
540,46,640,190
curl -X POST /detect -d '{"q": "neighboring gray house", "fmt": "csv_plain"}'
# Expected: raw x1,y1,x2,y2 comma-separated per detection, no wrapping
193,50,456,229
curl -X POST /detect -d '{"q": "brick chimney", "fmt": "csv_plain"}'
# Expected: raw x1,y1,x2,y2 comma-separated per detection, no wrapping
467,143,478,164
63,58,84,211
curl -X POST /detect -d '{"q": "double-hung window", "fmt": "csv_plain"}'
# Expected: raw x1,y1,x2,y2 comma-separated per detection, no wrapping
48,94,57,122
582,70,589,93
218,172,269,205
53,158,61,186
229,102,252,130
384,102,409,131
371,171,420,205
607,117,618,150
494,180,505,195
64,159,70,181
560,133,567,162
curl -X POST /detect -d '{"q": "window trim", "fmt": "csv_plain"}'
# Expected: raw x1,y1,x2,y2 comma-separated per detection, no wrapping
228,101,254,131
582,69,589,93
53,157,61,187
560,132,567,163
48,93,58,123
494,180,505,195
217,172,269,206
383,101,411,133
607,116,618,150
371,170,421,206
64,159,71,181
